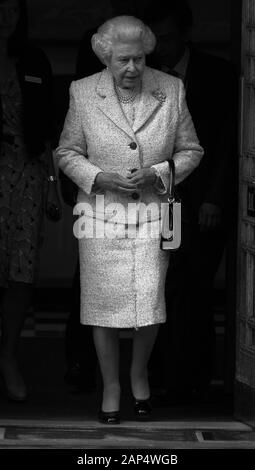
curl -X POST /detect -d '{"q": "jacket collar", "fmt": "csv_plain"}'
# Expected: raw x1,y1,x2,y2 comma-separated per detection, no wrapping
95,67,166,137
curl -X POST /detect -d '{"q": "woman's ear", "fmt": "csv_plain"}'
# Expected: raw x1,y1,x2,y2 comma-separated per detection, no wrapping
104,55,111,68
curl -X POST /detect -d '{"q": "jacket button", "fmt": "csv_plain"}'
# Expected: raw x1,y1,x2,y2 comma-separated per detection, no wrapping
129,142,137,150
131,192,140,200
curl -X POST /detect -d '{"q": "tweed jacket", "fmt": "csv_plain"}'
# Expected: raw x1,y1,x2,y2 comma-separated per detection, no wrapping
56,66,203,225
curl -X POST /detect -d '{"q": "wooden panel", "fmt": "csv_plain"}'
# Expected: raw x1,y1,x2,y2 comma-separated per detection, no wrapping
235,380,255,424
236,0,255,415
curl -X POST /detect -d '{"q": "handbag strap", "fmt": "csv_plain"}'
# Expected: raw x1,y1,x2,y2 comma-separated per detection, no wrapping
168,159,175,202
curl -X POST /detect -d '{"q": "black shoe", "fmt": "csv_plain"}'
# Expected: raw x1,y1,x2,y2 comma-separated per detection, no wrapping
0,360,27,402
98,409,120,425
133,397,152,419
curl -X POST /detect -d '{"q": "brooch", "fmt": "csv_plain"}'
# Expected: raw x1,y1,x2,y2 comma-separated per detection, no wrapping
152,89,166,104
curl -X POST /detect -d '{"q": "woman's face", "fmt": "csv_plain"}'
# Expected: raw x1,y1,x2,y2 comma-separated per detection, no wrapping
109,40,145,89
0,0,20,40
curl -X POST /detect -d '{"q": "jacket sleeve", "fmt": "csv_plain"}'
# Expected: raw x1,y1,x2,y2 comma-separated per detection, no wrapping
56,81,102,196
151,80,204,193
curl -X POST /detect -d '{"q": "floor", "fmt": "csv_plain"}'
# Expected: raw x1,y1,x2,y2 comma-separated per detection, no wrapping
0,337,254,450
0,290,254,451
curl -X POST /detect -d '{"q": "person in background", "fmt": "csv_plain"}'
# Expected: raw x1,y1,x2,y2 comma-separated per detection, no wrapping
57,14,203,423
0,0,61,401
141,0,238,404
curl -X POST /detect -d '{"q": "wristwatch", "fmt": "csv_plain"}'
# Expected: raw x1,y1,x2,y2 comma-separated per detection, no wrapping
47,175,58,183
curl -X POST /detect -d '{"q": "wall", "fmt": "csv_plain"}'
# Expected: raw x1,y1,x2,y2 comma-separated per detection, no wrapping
28,0,232,75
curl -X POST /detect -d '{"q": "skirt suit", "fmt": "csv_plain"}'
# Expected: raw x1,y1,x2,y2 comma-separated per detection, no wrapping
56,67,203,328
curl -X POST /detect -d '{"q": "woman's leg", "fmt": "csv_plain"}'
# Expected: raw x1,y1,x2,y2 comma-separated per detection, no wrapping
131,325,159,399
93,326,120,412
0,281,33,399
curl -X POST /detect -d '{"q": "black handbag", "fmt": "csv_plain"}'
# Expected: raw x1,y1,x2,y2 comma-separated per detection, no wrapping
160,159,182,251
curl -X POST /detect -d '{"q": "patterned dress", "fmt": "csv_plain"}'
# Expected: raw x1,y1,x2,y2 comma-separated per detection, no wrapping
0,68,46,286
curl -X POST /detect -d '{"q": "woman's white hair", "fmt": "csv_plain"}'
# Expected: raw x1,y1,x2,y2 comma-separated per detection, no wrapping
91,16,156,65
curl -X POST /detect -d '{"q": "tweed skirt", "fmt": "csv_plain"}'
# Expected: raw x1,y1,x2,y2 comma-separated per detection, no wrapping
78,216,169,328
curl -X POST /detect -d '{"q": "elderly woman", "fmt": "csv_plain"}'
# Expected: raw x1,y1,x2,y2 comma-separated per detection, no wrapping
57,15,203,424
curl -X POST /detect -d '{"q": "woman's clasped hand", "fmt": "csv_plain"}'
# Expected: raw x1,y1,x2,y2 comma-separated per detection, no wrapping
94,168,156,193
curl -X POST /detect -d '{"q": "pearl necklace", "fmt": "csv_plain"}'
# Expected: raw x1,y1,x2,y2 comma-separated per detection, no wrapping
115,82,140,104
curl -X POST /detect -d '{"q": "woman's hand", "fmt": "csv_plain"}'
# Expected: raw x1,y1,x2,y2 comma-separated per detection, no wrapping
127,168,156,189
93,172,138,195
198,202,221,231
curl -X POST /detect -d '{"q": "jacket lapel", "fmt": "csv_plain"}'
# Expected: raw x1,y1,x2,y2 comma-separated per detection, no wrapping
95,68,135,139
132,68,166,134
